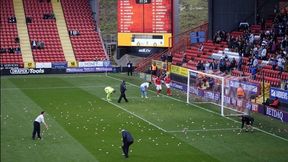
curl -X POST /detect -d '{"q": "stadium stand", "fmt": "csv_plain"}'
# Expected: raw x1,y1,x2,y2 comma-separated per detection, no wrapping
61,0,106,61
23,0,66,62
0,0,24,66
167,7,288,90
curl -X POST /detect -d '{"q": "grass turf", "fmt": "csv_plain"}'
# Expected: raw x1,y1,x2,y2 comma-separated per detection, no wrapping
1,73,288,162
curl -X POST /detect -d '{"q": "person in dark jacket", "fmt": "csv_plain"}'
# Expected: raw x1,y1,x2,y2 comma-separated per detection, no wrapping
118,80,128,103
127,61,133,76
241,115,254,132
121,129,134,158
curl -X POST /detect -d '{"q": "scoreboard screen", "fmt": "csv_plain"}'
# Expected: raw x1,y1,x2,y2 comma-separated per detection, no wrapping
118,0,173,47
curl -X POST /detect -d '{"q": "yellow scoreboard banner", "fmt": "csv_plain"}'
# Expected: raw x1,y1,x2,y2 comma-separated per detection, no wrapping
118,33,172,47
170,65,188,77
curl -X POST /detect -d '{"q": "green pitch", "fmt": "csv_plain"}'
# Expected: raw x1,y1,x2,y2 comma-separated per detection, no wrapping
1,73,288,162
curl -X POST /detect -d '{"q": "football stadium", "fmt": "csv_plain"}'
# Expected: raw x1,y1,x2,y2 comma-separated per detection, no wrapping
1,0,288,162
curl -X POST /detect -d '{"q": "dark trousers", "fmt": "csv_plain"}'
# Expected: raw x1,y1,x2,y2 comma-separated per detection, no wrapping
118,93,128,103
127,69,132,76
122,141,133,158
32,121,41,140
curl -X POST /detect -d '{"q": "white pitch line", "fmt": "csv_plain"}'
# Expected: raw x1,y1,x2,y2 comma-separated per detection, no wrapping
167,128,241,133
1,85,120,90
106,75,288,142
101,98,167,132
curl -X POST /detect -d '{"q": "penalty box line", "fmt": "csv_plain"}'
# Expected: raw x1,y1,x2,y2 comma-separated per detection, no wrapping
101,98,168,133
106,75,288,142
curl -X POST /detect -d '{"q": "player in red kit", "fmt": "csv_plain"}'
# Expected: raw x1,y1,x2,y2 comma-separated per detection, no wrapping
155,76,162,96
164,75,172,96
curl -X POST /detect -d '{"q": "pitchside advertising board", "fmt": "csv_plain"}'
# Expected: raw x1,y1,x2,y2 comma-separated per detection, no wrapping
0,61,113,75
117,0,173,56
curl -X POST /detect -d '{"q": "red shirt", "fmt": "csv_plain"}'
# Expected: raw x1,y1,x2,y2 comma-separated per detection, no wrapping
164,77,171,84
155,78,161,85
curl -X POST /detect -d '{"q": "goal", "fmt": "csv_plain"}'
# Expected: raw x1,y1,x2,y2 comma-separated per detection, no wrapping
186,69,250,116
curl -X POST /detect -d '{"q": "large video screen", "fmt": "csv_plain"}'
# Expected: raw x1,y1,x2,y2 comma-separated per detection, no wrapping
118,0,173,47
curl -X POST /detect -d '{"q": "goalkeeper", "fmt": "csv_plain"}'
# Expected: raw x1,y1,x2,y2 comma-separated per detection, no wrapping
104,86,115,101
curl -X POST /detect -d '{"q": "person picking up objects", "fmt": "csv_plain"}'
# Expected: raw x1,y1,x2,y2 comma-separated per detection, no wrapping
32,111,48,140
104,86,116,102
121,129,134,158
241,115,254,132
140,82,151,98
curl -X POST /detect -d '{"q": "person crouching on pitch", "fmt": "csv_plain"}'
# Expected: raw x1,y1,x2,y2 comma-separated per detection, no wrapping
104,86,115,102
155,76,162,96
121,129,134,158
241,115,254,132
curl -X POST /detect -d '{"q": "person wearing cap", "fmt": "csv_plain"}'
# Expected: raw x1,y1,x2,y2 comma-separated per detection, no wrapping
32,111,48,140
118,81,128,103
121,129,134,158
104,86,115,101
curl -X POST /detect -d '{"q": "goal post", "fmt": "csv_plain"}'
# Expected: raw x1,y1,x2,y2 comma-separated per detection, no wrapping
186,69,248,117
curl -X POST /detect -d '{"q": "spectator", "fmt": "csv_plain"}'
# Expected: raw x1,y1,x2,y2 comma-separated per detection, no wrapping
31,40,37,49
8,48,14,53
277,55,285,74
160,54,167,62
237,56,243,71
209,59,218,71
182,55,188,64
15,37,20,43
269,97,280,108
8,16,16,23
0,48,6,53
230,58,237,70
196,60,204,71
26,17,32,23
252,56,258,68
15,47,21,54
198,43,204,51
219,59,226,72
260,46,267,60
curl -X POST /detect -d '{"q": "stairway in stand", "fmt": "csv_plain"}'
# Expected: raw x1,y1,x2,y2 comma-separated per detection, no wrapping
13,0,34,66
51,0,75,63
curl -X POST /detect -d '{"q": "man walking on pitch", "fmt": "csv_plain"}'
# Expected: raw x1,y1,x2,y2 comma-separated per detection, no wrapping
104,86,115,101
118,80,128,103
121,129,134,158
32,111,48,140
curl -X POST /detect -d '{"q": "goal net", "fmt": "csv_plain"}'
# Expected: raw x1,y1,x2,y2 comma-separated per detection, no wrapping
186,69,253,116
